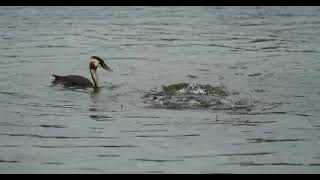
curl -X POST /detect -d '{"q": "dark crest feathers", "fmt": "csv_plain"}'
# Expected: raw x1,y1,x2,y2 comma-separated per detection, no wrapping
91,56,105,64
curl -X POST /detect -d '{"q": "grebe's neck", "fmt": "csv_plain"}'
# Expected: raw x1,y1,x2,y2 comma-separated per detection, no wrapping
90,69,99,88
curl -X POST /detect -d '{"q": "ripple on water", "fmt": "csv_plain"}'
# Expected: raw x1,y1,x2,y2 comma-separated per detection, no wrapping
0,133,119,139
246,138,305,143
130,159,184,162
0,145,21,148
89,115,114,121
42,162,64,165
176,152,275,159
135,134,200,138
97,155,120,158
33,145,140,148
0,160,20,163
0,122,67,128
121,129,168,132
219,162,304,166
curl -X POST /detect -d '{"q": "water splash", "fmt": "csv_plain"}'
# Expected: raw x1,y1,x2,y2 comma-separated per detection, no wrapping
142,83,254,112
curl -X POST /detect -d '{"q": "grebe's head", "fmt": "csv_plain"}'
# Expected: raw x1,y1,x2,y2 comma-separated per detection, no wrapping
89,56,113,72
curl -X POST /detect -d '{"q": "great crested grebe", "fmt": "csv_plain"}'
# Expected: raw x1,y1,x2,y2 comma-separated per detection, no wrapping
52,56,113,89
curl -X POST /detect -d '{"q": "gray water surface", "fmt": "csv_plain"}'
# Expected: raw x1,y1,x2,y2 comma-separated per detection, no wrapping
0,6,320,173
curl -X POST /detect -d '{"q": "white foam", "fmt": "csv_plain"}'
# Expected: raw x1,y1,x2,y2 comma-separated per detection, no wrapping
178,83,207,95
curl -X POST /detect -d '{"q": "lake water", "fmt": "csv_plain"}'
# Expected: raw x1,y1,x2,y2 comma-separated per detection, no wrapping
0,6,320,173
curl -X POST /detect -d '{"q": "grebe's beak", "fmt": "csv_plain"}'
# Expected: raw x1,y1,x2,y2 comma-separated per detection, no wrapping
101,62,113,72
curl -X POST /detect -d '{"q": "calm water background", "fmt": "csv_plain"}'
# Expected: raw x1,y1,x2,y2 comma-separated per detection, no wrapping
0,6,320,173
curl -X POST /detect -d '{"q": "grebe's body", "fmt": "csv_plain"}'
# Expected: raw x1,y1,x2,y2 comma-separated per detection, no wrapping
52,56,113,89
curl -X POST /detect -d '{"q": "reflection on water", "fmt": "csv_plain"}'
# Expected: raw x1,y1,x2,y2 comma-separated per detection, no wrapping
0,6,320,173
90,87,102,99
